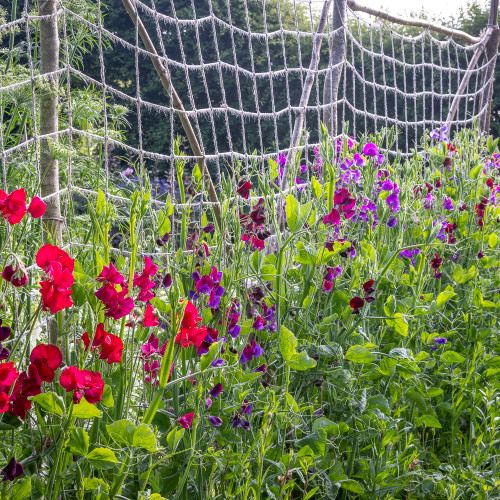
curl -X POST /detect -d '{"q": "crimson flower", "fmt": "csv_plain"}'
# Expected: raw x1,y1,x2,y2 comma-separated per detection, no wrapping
95,264,133,320
0,188,26,225
27,196,46,218
29,344,62,382
143,304,159,327
81,324,123,364
133,257,158,302
323,208,340,226
96,262,125,286
59,366,104,404
36,245,74,314
175,301,208,347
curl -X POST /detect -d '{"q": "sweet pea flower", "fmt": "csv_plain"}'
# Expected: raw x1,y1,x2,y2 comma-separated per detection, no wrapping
363,143,379,157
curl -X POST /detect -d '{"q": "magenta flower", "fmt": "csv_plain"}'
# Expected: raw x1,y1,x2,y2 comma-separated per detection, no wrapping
178,412,195,429
362,143,379,157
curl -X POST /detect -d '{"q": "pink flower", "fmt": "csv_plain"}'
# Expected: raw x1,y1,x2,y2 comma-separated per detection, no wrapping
143,304,159,327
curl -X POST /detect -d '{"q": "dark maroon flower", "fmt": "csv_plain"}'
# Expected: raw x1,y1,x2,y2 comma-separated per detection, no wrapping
349,297,365,314
1,457,23,481
162,273,172,288
0,321,11,342
237,180,252,199
478,251,484,259
2,263,28,287
202,223,215,234
362,280,375,293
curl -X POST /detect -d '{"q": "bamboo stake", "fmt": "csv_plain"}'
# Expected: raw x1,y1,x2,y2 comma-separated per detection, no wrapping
120,0,222,229
347,0,480,45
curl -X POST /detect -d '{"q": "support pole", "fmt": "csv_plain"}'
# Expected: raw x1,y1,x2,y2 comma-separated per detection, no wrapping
446,29,492,128
39,0,63,246
38,0,63,348
479,0,500,134
120,0,222,229
323,0,347,137
281,0,333,190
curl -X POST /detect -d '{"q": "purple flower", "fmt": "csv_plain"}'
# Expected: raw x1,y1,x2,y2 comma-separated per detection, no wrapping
386,193,400,212
450,252,460,263
240,340,263,364
434,337,447,345
253,364,267,373
205,398,213,409
376,154,385,166
363,142,379,157
211,358,225,367
278,154,287,167
208,416,223,427
443,198,454,211
381,179,393,191
387,217,397,228
209,383,224,399
241,399,252,415
299,164,307,174
353,153,366,167
253,317,264,331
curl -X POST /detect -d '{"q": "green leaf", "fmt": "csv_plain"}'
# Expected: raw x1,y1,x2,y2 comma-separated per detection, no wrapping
106,420,157,450
8,477,31,500
440,351,465,364
31,392,65,416
415,414,442,428
101,385,114,408
72,398,102,419
201,339,223,371
149,297,170,314
87,448,119,470
132,423,158,451
311,176,322,199
378,357,397,376
340,479,364,494
436,291,456,309
83,477,109,492
279,326,298,362
66,427,89,456
489,233,498,248
285,194,311,233
288,351,317,371
345,345,375,364
192,164,202,184
167,427,185,453
260,264,277,281
385,313,408,337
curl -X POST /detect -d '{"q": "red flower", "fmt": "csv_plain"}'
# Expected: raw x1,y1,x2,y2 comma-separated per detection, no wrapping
27,196,46,218
0,362,19,394
362,280,375,293
175,301,208,347
81,324,123,364
0,188,26,225
29,344,62,382
177,412,194,429
36,244,74,275
59,366,104,404
0,392,9,413
36,245,74,314
143,304,159,327
39,281,73,314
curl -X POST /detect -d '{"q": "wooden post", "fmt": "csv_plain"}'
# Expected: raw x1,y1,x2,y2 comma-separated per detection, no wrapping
446,29,492,128
280,0,333,191
479,0,500,134
38,0,63,348
120,0,222,230
323,0,347,137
